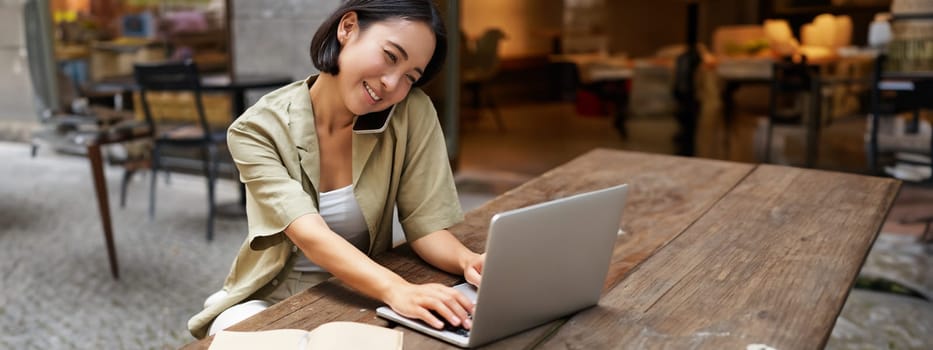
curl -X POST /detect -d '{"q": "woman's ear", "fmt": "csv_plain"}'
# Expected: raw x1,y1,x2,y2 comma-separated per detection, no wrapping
337,11,359,45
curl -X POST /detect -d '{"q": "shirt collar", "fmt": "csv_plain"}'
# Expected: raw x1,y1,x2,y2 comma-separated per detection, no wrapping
288,75,380,192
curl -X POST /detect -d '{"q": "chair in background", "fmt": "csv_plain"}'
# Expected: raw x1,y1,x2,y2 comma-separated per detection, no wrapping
462,28,507,131
764,56,822,168
823,55,874,126
672,47,702,156
867,54,933,179
867,54,933,242
670,1,703,156
131,60,224,240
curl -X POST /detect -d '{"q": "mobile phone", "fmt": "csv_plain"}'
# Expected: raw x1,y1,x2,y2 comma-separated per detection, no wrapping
353,105,396,134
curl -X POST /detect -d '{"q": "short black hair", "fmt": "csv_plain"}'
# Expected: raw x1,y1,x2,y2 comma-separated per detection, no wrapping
309,0,447,87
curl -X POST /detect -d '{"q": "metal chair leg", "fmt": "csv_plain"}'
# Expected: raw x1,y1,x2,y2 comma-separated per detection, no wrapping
485,92,506,132
120,169,135,208
149,144,160,220
764,119,774,163
202,143,217,241
921,220,932,243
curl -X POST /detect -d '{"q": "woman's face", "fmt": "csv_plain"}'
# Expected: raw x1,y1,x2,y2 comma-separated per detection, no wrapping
335,13,436,116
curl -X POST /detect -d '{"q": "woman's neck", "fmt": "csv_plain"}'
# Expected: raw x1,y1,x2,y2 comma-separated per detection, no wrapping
309,73,355,135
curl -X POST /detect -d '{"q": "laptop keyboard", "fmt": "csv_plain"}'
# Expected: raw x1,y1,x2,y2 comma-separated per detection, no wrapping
431,311,471,337
443,322,471,337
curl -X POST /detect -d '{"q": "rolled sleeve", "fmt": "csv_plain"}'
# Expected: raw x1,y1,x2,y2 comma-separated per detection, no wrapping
228,117,317,250
396,95,464,241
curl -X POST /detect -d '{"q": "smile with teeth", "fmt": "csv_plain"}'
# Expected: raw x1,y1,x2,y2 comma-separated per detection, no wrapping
364,82,382,102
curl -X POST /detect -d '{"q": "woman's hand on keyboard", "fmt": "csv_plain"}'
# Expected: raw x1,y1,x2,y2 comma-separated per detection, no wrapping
385,282,474,330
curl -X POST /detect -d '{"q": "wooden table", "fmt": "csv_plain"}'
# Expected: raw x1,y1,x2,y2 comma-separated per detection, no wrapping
548,54,633,139
183,149,899,349
713,57,874,164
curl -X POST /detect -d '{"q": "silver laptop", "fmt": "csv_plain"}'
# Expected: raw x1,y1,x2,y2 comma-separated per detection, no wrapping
377,184,629,348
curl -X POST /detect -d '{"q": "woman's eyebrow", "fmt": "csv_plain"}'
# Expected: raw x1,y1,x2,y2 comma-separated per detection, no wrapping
387,41,424,76
387,41,409,60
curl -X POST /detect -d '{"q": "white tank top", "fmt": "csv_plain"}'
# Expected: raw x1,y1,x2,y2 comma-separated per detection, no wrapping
292,185,370,272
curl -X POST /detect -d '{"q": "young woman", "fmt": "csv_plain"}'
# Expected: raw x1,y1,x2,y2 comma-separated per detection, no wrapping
187,0,485,338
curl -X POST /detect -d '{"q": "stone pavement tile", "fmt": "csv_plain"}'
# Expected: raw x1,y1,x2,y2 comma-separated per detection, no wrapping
859,233,932,300
828,290,933,350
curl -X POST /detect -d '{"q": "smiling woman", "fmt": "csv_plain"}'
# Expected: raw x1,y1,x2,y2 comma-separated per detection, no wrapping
186,0,487,340
316,16,436,120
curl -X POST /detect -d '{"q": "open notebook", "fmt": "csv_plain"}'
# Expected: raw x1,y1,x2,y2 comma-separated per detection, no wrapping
209,322,403,350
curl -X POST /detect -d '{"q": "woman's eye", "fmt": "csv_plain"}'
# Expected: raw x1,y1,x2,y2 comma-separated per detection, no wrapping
384,50,397,63
405,75,416,84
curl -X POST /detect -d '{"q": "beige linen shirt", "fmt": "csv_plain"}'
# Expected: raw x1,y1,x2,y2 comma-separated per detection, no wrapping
188,77,463,338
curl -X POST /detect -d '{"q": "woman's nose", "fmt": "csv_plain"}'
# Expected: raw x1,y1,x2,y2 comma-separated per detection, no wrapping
380,73,402,93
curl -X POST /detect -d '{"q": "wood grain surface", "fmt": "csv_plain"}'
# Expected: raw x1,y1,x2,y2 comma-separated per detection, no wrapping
537,164,900,349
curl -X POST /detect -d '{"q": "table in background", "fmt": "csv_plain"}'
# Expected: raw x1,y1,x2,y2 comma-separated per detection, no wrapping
549,54,633,138
182,148,899,349
710,56,875,162
87,74,292,279
199,74,294,209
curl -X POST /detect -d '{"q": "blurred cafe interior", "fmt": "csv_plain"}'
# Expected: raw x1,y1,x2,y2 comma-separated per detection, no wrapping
6,0,931,177
0,0,932,348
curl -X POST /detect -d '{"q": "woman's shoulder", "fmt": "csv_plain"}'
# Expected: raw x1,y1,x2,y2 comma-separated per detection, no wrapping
399,88,432,110
254,79,307,109
391,88,437,129
230,80,307,132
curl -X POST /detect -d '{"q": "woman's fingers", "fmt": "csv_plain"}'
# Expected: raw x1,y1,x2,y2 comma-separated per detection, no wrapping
429,299,461,327
416,307,444,329
440,296,471,328
464,253,485,287
448,287,475,316
431,285,473,327
390,283,475,330
421,284,475,329
465,265,482,287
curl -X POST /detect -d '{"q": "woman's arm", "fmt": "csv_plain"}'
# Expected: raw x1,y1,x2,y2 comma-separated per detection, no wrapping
410,230,485,287
285,214,476,329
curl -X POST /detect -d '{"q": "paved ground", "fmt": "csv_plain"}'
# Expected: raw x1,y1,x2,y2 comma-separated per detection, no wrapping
1,141,248,348
827,233,933,350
